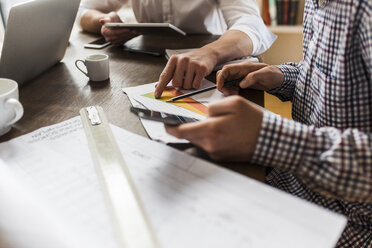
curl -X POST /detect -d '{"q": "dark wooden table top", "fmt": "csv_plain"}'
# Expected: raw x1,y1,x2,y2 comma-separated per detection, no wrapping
0,29,265,181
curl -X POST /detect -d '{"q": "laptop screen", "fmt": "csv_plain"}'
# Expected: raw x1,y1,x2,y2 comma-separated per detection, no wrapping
0,2,4,45
0,0,81,85
0,2,5,29
0,0,26,26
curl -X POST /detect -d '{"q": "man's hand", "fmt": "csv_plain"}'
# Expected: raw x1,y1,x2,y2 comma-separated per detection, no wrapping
99,12,139,45
165,96,263,162
154,48,217,98
154,30,256,99
216,62,285,96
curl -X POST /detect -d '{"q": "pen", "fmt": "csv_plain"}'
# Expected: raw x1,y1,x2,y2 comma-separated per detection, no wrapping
166,77,244,102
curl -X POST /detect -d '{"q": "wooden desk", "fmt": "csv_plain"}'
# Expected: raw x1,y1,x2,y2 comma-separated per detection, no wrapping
0,30,265,181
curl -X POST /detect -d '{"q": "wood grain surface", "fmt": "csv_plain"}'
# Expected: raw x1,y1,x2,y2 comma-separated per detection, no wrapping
0,29,265,181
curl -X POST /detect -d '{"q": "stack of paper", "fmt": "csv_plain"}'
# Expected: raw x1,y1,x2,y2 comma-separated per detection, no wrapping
0,158,97,248
0,117,347,248
123,79,225,143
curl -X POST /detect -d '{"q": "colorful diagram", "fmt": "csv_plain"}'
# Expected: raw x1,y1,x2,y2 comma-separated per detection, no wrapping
142,88,208,116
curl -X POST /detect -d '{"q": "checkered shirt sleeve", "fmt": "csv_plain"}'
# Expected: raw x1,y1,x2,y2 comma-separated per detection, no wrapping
266,62,303,102
251,111,372,202
360,4,372,76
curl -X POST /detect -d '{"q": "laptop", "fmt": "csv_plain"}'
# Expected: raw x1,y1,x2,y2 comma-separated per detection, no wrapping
0,0,80,85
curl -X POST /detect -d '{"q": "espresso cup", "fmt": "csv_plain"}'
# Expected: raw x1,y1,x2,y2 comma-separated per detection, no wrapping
0,78,24,136
75,54,110,82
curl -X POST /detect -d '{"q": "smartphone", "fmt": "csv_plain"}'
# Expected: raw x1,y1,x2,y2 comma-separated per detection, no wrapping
84,37,111,49
130,107,198,126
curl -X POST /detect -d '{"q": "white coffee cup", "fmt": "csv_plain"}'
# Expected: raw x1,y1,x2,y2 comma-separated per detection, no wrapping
75,54,110,82
0,78,24,136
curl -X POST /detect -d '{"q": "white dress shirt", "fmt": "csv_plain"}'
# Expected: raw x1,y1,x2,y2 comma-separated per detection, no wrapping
78,0,276,55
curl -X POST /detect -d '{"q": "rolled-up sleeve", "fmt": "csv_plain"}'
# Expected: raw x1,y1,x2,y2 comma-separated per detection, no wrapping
76,0,126,27
219,0,277,56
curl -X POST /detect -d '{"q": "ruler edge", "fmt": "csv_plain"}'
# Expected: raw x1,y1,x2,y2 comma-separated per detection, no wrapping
79,106,160,248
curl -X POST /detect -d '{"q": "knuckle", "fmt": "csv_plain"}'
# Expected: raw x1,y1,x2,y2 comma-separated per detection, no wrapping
198,64,208,74
242,61,254,67
230,96,246,108
204,140,216,154
200,124,223,157
192,80,201,89
101,29,109,36
189,59,200,66
173,130,184,139
179,56,190,65
169,55,179,63
222,64,234,71
172,80,182,87
248,71,263,85
207,102,218,112
249,72,258,81
159,71,169,80
219,68,230,78
204,141,222,159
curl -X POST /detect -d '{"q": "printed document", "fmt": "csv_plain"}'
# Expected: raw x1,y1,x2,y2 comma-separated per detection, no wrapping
123,79,224,143
0,158,97,248
0,117,347,248
123,79,224,119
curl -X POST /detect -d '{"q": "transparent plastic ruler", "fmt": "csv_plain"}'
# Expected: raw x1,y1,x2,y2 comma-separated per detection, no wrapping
80,106,160,248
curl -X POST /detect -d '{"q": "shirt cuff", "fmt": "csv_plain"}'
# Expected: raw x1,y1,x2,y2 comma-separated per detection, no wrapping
266,64,300,101
229,15,276,56
250,111,310,173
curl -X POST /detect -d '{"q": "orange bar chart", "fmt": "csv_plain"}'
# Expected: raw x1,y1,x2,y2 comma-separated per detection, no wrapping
142,88,208,116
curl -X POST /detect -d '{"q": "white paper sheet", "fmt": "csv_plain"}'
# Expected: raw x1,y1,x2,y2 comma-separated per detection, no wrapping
0,158,98,248
123,79,225,119
0,117,347,248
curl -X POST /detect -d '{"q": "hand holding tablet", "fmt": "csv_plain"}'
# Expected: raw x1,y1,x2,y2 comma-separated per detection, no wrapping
100,17,140,45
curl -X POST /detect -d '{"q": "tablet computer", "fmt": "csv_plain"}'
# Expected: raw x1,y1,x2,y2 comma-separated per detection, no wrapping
104,23,186,36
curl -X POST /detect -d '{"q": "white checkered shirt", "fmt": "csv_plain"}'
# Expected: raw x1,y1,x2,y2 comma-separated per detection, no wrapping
250,0,372,246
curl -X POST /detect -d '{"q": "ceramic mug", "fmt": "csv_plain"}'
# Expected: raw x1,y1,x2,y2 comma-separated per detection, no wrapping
0,78,24,136
75,54,110,81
